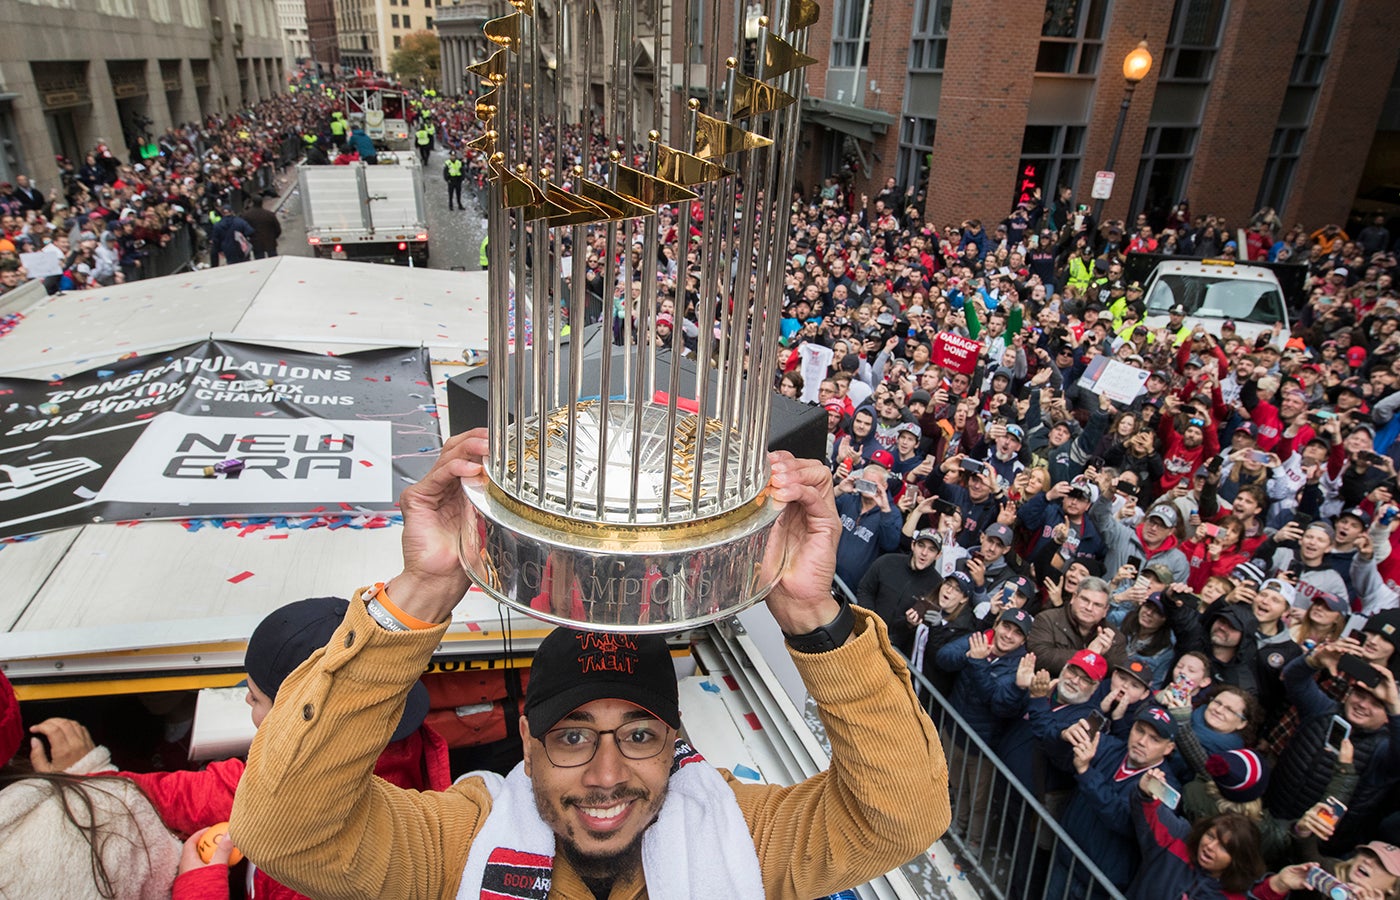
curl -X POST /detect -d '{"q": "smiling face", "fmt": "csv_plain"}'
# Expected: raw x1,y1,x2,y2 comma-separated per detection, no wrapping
991,621,1026,656
1203,690,1249,734
521,699,673,883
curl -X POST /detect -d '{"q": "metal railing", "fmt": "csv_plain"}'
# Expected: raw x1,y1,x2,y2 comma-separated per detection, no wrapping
906,661,1127,900
141,222,198,279
828,577,1123,898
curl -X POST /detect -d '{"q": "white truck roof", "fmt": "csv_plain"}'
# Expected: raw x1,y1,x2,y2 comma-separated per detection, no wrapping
0,257,492,684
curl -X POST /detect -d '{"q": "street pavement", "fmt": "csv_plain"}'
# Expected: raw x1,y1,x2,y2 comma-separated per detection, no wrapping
273,148,487,273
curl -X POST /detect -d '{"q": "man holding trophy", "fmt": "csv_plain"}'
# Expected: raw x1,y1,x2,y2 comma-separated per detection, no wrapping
232,0,949,895
230,430,949,900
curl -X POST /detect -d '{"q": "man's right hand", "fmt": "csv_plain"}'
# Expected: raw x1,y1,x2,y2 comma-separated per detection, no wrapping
385,428,488,623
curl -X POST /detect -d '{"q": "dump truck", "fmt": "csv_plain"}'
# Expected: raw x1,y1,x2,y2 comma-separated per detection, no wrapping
299,150,429,266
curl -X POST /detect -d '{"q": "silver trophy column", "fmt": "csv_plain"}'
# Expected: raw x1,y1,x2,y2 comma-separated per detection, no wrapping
458,0,819,632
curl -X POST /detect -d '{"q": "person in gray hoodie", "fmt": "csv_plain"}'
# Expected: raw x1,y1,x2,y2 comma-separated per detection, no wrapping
1090,482,1192,586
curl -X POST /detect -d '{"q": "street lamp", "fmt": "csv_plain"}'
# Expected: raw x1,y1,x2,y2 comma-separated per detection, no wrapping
1091,38,1152,225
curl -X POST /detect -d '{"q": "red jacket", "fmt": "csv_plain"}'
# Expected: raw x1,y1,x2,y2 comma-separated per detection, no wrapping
1157,412,1220,493
1181,538,1250,592
122,726,450,900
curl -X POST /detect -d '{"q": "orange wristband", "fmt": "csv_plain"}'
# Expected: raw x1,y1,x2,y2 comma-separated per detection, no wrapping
371,582,440,630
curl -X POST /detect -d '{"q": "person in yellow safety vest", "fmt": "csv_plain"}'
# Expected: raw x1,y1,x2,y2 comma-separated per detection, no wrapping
1108,282,1145,325
330,116,347,139
1065,245,1096,294
443,151,465,210
415,125,432,165
1114,306,1149,344
479,234,490,270
1164,303,1194,346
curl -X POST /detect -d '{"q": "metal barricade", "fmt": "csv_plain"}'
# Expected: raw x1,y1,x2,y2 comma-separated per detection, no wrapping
140,222,197,279
828,576,1123,897
906,662,1127,900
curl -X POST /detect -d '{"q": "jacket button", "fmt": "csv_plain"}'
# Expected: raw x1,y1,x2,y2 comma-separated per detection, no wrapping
302,703,314,721
344,630,355,648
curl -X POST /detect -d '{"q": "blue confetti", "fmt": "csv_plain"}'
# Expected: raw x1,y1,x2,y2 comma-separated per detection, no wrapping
97,369,114,377
699,680,720,694
732,764,761,781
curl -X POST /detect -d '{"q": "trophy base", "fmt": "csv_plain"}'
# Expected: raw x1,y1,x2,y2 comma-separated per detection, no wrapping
459,477,788,632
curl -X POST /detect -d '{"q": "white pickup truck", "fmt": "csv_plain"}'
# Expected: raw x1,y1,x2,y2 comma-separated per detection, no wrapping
299,150,429,266
1142,258,1290,344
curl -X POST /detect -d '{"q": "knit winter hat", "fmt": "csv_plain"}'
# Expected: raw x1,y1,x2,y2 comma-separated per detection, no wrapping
1205,749,1269,802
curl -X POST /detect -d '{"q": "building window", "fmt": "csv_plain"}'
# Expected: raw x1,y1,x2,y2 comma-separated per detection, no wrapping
1133,126,1199,219
1161,0,1227,81
908,0,952,73
897,116,936,188
426,15,432,27
1037,0,1110,75
391,14,399,26
1255,0,1342,211
394,35,402,48
830,0,870,69
1015,125,1085,206
403,14,410,27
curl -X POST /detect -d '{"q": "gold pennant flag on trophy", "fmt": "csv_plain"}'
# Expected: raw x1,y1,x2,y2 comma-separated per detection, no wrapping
484,11,521,47
730,71,797,119
467,48,509,80
510,0,534,14
490,160,546,208
614,165,699,207
576,178,655,221
788,0,820,30
763,33,818,79
693,113,773,159
655,143,734,185
539,185,610,226
475,87,500,123
467,130,497,155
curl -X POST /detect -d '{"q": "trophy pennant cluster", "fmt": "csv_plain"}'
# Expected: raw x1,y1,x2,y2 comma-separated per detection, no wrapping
467,0,819,226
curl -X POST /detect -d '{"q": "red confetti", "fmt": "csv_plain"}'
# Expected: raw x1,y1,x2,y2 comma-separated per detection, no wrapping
135,412,156,419
358,459,373,467
743,713,762,731
722,675,739,691
266,534,288,540
338,502,353,511
465,621,482,632
219,373,237,380
228,571,254,584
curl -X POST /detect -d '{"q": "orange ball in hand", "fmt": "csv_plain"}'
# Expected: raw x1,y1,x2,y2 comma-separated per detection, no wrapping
197,821,244,866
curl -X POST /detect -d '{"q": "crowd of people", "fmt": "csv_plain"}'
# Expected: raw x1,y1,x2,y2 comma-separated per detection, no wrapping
0,90,338,296
763,174,1400,897
6,71,1400,897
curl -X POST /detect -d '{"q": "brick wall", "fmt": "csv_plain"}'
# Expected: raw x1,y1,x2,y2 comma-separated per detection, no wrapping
860,0,914,205
924,0,1042,227
1074,0,1175,224
1286,0,1400,229
1185,0,1307,227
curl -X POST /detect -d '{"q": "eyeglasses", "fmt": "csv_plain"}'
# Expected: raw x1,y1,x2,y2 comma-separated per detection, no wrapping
1207,698,1248,721
542,722,672,768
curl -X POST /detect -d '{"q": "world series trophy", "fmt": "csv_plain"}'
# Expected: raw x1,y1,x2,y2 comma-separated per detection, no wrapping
458,0,819,631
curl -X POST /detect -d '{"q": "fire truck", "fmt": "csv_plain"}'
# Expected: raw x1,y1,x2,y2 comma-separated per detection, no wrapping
342,76,411,150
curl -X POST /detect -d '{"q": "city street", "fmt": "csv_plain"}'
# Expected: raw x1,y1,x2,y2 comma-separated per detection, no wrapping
272,147,488,274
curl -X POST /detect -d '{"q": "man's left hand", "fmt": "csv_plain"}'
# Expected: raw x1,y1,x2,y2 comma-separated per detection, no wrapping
765,452,843,636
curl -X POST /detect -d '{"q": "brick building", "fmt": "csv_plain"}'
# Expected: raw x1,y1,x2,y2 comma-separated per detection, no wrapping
794,0,1400,232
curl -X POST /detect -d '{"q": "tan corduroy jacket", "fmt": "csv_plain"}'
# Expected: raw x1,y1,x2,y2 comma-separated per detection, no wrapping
230,600,949,899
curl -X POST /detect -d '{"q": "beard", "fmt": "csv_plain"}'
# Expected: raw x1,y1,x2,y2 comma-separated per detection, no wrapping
1057,681,1096,705
533,783,665,886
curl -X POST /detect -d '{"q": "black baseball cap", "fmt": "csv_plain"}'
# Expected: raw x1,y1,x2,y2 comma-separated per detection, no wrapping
246,596,430,743
524,629,680,739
